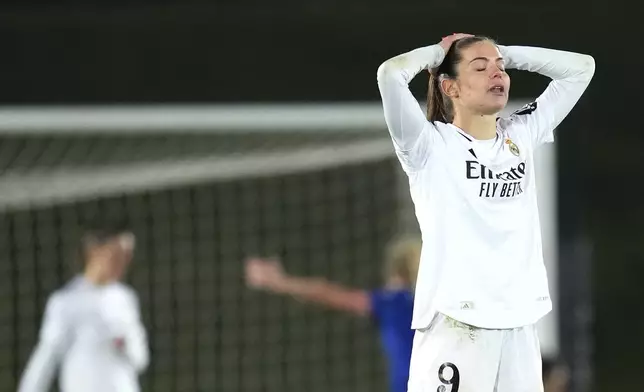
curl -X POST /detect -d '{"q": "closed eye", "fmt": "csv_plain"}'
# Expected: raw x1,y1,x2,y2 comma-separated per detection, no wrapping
470,57,505,72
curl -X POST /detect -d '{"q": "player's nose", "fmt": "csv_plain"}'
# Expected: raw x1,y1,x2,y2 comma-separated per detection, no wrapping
491,70,504,79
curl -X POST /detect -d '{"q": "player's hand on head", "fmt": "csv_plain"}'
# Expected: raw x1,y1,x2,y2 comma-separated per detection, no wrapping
244,257,285,290
438,33,474,53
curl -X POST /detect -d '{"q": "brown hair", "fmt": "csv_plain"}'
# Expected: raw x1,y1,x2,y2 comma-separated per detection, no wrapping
383,236,422,288
77,221,130,265
427,36,497,123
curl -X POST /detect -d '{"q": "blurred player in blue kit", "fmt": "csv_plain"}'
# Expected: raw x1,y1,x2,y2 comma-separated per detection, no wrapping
244,237,420,392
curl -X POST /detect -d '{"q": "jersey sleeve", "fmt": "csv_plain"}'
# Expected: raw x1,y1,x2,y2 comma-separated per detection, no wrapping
124,291,149,373
369,289,413,324
377,44,445,172
500,46,595,149
39,293,68,344
369,289,385,322
18,294,68,392
108,286,150,373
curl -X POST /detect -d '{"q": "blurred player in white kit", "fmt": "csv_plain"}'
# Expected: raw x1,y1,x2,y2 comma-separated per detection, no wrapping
17,224,149,392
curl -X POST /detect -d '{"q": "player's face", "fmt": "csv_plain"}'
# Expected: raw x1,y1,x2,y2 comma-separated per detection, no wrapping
106,233,135,281
451,41,510,115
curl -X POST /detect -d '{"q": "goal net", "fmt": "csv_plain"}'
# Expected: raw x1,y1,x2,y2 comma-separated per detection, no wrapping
0,101,555,392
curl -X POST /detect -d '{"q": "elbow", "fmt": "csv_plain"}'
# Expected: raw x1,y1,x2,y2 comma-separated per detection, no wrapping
577,53,596,82
137,356,150,373
134,346,150,373
132,350,149,373
582,53,595,74
376,61,391,83
377,59,404,85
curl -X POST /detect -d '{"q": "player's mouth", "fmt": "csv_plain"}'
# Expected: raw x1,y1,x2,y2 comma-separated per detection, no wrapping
488,85,506,95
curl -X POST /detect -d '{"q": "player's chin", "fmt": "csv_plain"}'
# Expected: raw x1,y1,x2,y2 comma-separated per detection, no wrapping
480,98,508,115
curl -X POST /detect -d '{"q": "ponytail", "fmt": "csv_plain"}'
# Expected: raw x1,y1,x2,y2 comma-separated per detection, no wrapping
426,71,453,123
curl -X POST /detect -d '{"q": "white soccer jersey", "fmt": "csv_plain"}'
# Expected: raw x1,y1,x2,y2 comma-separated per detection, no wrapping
18,277,149,392
377,44,594,329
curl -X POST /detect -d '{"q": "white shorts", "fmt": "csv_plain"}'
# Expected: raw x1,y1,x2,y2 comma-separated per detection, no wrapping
407,313,543,392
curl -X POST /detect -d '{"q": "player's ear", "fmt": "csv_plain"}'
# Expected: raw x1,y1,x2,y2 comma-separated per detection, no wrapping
440,78,459,99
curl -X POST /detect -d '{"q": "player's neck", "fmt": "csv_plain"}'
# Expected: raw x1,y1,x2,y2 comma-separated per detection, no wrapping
83,261,111,285
385,276,408,290
452,113,497,141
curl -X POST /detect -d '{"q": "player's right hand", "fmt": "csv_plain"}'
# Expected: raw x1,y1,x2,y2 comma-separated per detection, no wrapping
244,257,286,290
439,33,474,53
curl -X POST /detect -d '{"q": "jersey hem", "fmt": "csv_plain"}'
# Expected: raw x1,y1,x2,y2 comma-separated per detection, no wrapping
410,301,552,330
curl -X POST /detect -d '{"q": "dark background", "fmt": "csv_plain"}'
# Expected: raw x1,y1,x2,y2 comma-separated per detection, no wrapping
0,1,641,391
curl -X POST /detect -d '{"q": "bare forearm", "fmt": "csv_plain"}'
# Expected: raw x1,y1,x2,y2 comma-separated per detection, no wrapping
272,276,369,315
275,276,343,297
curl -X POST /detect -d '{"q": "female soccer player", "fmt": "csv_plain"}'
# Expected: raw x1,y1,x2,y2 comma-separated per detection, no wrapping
18,225,149,392
376,33,594,392
244,237,420,392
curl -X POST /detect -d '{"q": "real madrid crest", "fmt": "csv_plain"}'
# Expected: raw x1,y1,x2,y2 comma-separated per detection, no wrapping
505,138,520,156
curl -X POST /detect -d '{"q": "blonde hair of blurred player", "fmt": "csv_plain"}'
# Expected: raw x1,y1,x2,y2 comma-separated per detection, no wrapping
245,236,420,315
